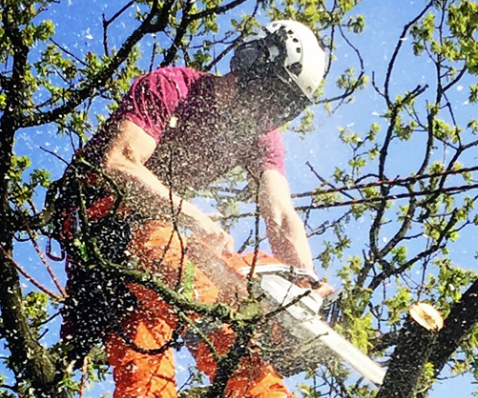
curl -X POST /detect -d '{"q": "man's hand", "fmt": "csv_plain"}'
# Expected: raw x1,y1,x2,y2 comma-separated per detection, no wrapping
313,282,334,299
293,275,334,299
192,214,235,255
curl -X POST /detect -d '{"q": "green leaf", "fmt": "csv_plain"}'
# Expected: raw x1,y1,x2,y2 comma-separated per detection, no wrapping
348,14,365,34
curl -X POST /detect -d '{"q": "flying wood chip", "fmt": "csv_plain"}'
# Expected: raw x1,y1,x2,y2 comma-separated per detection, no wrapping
409,303,444,332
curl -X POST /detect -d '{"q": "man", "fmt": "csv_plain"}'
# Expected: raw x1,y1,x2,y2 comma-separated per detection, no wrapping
57,20,330,398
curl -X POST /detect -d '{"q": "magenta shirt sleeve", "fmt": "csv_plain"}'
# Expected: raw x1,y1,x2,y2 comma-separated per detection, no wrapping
118,67,199,144
259,129,286,175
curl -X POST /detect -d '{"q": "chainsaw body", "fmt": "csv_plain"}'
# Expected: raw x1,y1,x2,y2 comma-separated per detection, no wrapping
187,241,385,385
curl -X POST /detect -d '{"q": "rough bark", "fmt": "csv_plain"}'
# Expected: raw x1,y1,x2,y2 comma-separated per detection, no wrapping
376,304,443,398
428,278,478,376
0,4,66,396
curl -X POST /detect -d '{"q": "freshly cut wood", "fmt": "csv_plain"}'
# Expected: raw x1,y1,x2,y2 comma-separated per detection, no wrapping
409,303,444,332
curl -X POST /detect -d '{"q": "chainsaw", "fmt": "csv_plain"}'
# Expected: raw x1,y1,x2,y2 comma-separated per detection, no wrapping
187,241,386,385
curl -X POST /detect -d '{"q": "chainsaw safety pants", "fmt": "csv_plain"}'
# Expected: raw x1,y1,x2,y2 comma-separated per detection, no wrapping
67,197,292,398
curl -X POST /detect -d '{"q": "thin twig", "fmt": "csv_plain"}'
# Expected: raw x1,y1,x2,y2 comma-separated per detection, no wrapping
306,161,355,200
263,289,312,320
384,1,434,104
294,164,478,199
24,223,66,297
225,182,478,219
79,356,88,398
102,0,135,54
0,246,63,302
49,38,88,67
189,0,249,20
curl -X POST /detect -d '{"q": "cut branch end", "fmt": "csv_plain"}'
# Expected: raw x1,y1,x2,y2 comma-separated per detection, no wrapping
410,303,444,332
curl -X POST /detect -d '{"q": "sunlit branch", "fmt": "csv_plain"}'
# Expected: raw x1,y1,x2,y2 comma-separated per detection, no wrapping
263,289,311,320
305,161,354,201
225,182,478,220
307,211,352,239
24,223,66,297
441,66,467,93
49,38,88,67
301,183,478,210
416,103,435,176
418,139,478,219
379,84,429,181
369,209,458,292
189,0,250,21
378,184,416,259
160,0,195,67
297,163,478,199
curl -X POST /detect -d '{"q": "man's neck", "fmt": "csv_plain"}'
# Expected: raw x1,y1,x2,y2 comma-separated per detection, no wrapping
213,72,239,110
212,72,279,135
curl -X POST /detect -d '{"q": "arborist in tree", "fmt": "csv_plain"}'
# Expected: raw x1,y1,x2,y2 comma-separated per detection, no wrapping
54,19,331,398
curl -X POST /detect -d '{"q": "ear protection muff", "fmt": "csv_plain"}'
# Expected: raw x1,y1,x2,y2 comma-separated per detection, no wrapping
230,27,288,85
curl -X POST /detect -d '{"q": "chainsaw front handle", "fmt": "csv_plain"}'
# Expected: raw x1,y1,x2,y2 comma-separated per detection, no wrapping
237,264,320,285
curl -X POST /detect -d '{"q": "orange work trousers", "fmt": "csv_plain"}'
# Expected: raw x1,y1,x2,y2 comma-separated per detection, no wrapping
103,219,290,398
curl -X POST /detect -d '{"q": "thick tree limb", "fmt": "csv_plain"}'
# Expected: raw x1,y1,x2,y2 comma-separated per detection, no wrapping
160,0,195,67
21,0,169,128
0,252,65,398
0,6,67,396
428,278,478,377
376,304,443,398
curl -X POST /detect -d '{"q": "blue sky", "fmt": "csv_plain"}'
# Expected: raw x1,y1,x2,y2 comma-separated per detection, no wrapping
4,0,478,396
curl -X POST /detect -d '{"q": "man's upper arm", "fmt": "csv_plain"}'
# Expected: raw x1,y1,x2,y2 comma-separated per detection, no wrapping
259,129,286,176
105,120,157,169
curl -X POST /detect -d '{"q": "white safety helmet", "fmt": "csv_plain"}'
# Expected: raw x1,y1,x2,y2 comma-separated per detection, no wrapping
230,20,326,101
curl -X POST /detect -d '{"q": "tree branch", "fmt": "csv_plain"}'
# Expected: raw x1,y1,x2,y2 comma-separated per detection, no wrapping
21,0,170,128
0,246,63,302
160,0,195,67
0,6,67,396
383,1,433,104
294,164,478,199
189,0,250,21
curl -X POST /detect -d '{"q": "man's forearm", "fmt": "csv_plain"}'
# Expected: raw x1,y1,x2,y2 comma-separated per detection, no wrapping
95,119,233,254
258,170,316,275
265,211,315,274
104,159,209,229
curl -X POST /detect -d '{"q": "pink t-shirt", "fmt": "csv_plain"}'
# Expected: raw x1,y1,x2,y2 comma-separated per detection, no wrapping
107,67,285,190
